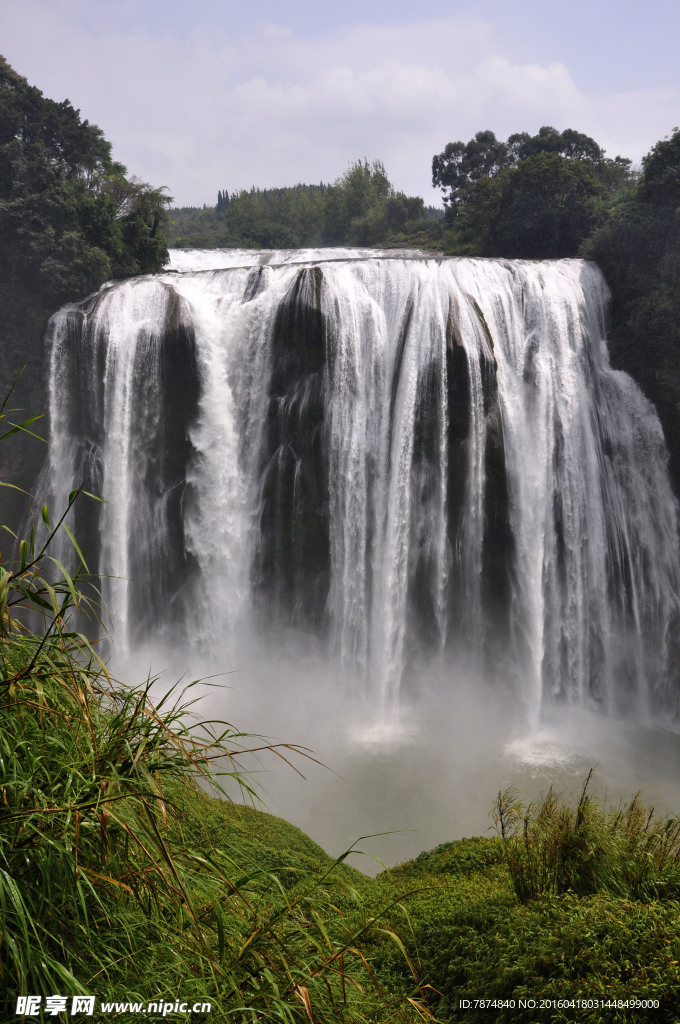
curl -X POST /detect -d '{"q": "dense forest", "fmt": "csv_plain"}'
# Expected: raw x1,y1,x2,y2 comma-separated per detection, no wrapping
167,160,440,249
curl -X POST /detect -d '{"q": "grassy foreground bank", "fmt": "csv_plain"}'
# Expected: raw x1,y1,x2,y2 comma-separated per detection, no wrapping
4,608,680,1023
5,731,680,1023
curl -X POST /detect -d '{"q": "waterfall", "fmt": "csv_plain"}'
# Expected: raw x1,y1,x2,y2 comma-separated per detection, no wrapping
43,250,680,722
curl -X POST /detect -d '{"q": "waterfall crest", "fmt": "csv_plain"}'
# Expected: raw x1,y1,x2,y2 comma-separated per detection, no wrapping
43,251,680,721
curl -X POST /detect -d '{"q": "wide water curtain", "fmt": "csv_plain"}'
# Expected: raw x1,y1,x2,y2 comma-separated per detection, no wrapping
45,253,680,720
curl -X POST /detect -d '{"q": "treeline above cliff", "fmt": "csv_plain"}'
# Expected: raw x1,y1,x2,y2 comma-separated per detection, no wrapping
168,160,440,249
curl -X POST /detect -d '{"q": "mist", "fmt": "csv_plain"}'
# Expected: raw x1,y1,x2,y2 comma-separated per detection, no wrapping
111,631,680,875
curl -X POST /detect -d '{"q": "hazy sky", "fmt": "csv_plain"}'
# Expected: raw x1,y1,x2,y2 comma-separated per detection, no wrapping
3,0,679,206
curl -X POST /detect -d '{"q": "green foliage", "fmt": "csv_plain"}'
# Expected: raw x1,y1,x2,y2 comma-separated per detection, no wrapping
0,55,171,304
432,126,611,207
443,154,603,259
167,160,430,250
640,128,680,204
369,782,680,1023
493,153,604,258
493,771,680,903
507,125,606,164
432,130,514,200
431,125,632,260
228,182,327,247
1,643,431,1021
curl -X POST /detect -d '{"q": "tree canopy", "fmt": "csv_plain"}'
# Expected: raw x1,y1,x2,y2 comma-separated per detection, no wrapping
430,126,633,260
0,55,173,522
0,54,171,306
432,126,614,207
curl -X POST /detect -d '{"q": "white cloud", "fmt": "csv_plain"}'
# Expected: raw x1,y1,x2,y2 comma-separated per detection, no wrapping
2,4,679,206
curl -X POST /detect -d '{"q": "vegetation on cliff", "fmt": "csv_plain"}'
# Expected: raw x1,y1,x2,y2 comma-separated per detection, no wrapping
376,795,680,1024
0,55,171,518
0,55,169,304
430,126,632,259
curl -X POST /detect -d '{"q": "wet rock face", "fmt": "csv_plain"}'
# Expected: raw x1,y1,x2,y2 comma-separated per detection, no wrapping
478,350,513,652
126,289,200,640
47,282,201,644
255,267,331,629
407,356,448,656
47,303,105,576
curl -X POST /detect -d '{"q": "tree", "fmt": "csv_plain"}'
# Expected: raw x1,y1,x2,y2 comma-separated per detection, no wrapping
432,131,511,205
323,159,394,241
639,127,680,204
166,161,427,250
507,126,604,163
491,153,604,258
0,54,171,304
432,126,612,209
447,174,508,254
0,54,172,522
432,125,631,259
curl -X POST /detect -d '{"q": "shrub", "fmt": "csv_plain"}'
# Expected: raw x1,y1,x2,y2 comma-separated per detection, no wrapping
492,770,680,904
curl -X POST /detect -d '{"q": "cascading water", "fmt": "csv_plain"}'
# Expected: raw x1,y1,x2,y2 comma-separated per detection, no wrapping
42,249,680,726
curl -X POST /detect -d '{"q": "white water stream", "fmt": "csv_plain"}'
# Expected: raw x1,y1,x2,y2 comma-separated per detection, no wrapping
41,249,680,868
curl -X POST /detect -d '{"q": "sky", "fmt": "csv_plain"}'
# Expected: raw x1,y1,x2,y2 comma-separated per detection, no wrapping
2,0,679,207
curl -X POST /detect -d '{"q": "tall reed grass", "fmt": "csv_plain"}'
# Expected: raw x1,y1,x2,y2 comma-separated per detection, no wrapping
493,770,680,905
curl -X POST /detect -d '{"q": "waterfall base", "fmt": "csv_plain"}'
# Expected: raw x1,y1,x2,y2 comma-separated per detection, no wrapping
37,246,680,863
